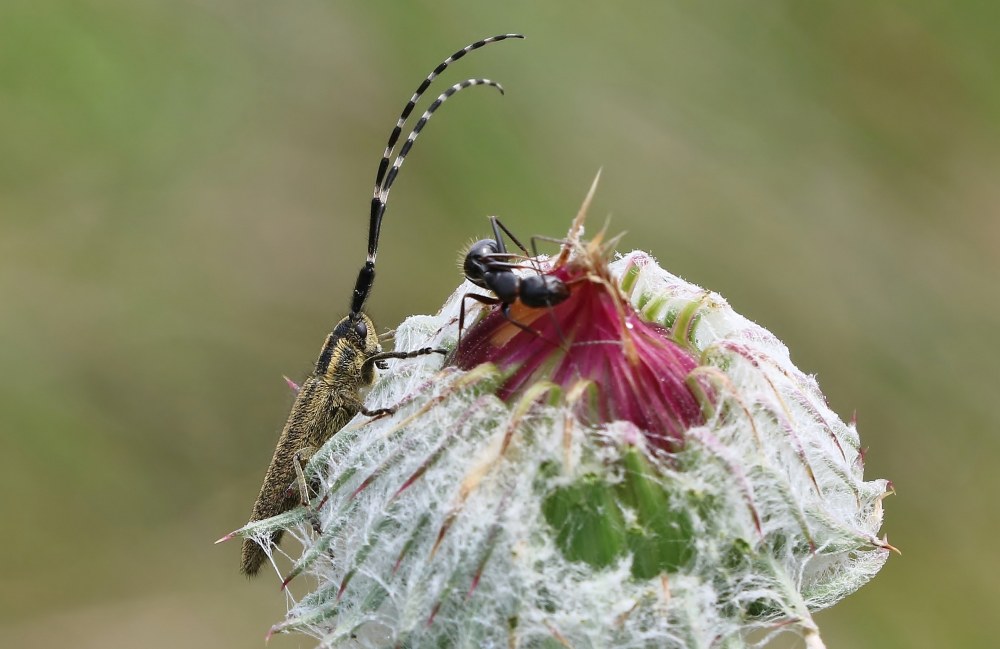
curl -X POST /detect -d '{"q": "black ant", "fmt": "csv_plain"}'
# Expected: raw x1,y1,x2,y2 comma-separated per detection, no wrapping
458,216,571,344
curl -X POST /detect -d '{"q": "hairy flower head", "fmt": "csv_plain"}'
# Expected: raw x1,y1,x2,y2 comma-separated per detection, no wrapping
229,183,892,648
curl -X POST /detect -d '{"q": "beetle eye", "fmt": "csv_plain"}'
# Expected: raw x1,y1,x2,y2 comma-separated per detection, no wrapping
353,320,368,340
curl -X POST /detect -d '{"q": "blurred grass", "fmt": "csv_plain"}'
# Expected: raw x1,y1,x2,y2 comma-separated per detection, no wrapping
1,1,998,647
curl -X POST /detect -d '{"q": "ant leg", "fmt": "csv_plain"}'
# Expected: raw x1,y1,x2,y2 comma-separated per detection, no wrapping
481,239,564,270
499,302,543,338
478,258,536,271
490,216,532,257
499,297,569,351
492,219,562,275
459,292,502,351
488,216,510,255
529,234,569,259
461,291,564,349
543,301,569,350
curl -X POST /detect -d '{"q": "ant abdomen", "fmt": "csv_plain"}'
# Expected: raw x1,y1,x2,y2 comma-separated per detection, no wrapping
519,274,569,308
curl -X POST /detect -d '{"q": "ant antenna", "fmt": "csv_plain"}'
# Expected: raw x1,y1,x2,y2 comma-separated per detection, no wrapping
349,33,525,320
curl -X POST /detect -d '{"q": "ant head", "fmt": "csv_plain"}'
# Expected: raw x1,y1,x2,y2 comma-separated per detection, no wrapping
348,34,523,319
463,238,501,288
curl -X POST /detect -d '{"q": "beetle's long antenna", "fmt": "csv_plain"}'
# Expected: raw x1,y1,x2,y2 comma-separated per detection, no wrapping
349,34,524,319
373,34,524,196
376,78,504,227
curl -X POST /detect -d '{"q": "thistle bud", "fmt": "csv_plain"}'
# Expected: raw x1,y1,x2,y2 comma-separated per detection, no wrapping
236,191,891,648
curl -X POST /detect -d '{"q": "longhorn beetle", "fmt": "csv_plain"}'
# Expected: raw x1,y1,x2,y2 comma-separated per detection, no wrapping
459,215,571,347
238,34,524,577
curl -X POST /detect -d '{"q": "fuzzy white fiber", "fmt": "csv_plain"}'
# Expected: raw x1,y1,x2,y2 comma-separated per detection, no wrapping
243,250,891,648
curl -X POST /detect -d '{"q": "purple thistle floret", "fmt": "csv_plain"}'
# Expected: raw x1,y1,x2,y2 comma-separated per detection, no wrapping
454,234,707,452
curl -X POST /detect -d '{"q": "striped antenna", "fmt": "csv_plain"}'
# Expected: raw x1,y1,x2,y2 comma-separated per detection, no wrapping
372,34,525,212
350,34,524,318
371,78,504,252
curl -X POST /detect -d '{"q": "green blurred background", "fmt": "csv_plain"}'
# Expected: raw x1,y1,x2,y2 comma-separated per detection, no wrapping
2,1,996,647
